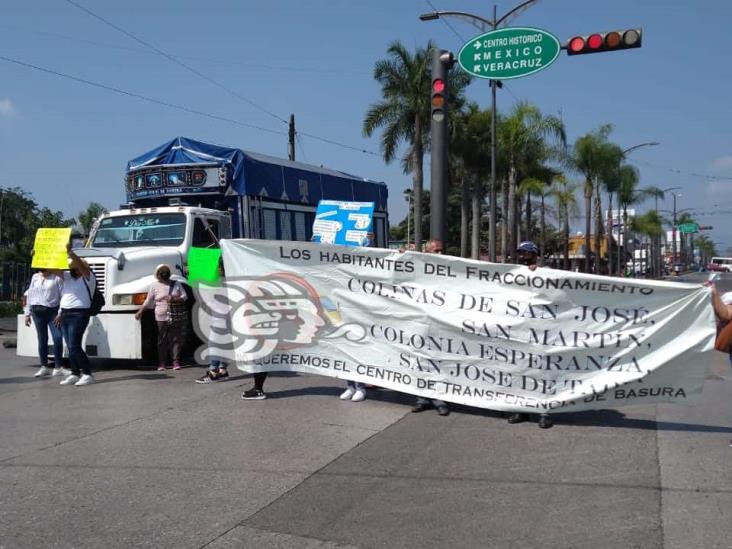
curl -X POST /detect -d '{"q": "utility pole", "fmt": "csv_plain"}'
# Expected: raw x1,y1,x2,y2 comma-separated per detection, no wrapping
672,192,678,267
288,114,296,161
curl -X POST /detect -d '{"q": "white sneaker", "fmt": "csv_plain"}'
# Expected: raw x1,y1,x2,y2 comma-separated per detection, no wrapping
351,389,366,402
34,366,53,377
74,374,95,386
60,375,80,386
340,387,356,400
52,367,71,377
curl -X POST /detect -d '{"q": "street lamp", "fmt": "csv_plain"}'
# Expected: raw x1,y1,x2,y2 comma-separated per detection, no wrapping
610,141,659,276
654,186,680,277
419,0,539,263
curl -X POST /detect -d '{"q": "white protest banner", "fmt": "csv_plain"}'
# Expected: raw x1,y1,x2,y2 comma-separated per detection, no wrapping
193,239,715,413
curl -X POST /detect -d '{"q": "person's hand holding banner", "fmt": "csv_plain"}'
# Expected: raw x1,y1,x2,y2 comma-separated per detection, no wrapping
31,228,72,269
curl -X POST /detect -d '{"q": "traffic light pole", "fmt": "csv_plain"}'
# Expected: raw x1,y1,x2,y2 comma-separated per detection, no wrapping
672,192,678,267
420,1,538,262
489,4,498,263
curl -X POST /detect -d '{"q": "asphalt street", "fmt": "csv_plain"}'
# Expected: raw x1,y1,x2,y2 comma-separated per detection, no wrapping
1,309,731,549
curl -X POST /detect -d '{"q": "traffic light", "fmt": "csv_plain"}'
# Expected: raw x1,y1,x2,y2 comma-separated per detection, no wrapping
567,28,642,55
430,49,454,246
699,225,713,230
431,51,453,122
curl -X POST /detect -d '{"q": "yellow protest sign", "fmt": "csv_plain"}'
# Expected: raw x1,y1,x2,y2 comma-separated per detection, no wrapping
31,228,72,269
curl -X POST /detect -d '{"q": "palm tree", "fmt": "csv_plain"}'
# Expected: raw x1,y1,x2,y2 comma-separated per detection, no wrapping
599,146,626,275
499,102,565,262
451,103,491,258
364,41,469,251
565,125,619,273
631,211,663,275
616,166,661,276
641,186,666,277
696,235,717,266
551,177,578,270
676,212,696,267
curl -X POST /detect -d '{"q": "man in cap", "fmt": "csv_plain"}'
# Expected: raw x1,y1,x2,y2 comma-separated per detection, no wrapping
507,241,553,429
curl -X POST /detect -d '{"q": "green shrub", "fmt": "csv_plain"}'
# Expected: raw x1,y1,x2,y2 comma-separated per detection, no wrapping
0,301,22,317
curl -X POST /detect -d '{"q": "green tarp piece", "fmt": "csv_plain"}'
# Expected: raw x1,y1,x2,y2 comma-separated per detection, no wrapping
187,247,222,286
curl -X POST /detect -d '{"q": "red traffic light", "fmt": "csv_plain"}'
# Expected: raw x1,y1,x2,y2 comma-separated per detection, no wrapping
432,79,445,93
568,36,584,53
566,28,642,55
587,34,603,49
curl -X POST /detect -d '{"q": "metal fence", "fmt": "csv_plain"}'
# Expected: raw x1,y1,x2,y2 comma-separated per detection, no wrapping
1,262,31,301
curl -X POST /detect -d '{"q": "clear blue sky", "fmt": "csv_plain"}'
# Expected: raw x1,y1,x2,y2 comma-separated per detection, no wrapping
2,1,731,252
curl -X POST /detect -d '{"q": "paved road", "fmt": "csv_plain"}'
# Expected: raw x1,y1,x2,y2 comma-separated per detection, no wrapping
1,336,731,549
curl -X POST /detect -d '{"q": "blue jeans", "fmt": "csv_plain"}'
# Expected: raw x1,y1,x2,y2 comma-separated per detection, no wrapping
30,306,63,368
60,310,91,376
209,359,227,371
346,381,365,390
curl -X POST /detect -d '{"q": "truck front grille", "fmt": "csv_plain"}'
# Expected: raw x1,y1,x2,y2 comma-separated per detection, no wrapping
88,263,106,296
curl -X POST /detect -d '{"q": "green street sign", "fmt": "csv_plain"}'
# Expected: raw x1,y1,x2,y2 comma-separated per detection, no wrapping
678,223,699,234
458,27,561,80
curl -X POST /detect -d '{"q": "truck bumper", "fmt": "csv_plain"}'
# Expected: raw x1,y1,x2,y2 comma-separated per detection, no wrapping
17,313,143,360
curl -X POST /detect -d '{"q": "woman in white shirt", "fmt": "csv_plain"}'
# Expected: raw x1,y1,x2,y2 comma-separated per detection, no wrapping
23,270,66,377
55,246,97,387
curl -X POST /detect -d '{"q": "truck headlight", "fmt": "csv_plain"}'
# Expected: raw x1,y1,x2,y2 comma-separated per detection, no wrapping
113,293,147,305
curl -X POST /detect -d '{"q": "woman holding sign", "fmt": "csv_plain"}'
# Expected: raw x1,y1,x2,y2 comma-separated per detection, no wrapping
24,270,66,378
55,245,97,387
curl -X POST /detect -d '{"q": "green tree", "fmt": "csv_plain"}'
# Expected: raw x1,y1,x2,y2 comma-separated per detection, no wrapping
78,202,107,236
565,125,620,273
631,210,664,274
0,187,74,264
519,166,566,261
452,103,493,258
551,177,578,270
364,41,469,251
499,101,565,261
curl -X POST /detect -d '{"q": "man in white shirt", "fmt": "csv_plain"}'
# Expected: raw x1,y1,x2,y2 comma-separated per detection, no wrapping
55,245,97,387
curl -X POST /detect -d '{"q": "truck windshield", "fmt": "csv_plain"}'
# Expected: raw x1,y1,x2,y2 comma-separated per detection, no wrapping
91,213,186,248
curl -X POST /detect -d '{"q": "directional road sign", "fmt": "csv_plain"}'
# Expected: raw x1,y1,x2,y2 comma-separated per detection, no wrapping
678,223,699,234
458,27,561,80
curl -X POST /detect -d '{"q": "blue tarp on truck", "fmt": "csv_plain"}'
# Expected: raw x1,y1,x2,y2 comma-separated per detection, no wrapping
126,136,388,211
124,136,389,246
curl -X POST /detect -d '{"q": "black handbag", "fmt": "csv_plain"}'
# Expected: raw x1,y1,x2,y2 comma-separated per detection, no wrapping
167,283,188,324
83,277,105,316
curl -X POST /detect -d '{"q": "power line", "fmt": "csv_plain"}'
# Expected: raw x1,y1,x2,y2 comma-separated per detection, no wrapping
0,55,286,135
0,55,382,157
295,134,308,163
64,0,289,125
635,159,732,181
62,0,381,156
299,129,380,156
0,24,372,76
